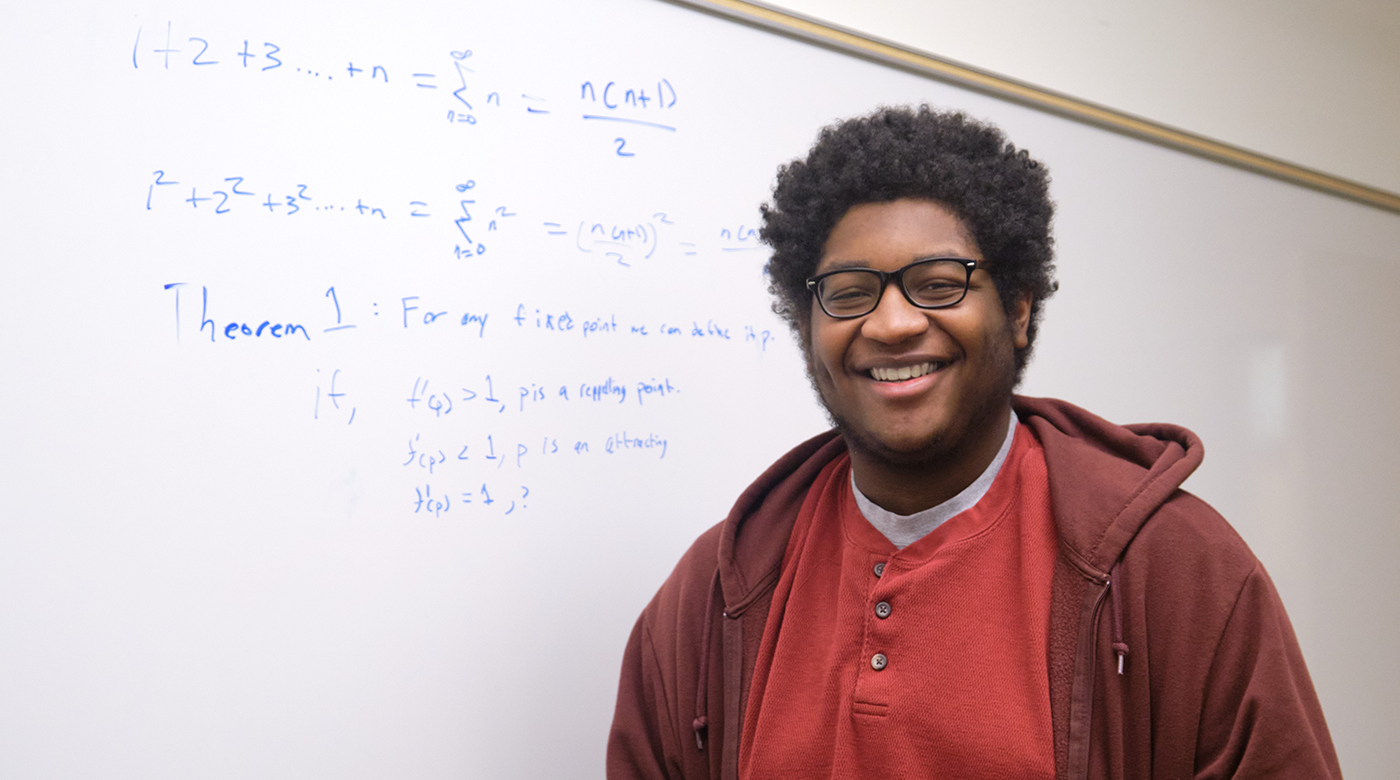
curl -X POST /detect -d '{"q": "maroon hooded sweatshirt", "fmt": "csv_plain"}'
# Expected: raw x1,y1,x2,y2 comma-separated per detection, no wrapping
607,396,1340,780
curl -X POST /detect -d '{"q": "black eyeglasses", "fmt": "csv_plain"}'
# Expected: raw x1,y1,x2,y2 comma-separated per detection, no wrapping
806,257,979,319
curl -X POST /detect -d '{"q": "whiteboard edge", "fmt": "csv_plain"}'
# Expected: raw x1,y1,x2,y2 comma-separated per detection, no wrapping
663,0,1400,216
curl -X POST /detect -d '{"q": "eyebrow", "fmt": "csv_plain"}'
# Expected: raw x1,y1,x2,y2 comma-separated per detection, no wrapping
815,258,877,272
815,254,976,273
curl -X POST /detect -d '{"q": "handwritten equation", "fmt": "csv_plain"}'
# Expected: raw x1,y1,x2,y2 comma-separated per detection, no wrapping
145,168,763,264
131,21,680,157
405,429,665,517
138,15,800,523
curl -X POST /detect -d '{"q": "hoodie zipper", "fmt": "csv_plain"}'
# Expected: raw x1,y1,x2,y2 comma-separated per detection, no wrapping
1067,576,1111,780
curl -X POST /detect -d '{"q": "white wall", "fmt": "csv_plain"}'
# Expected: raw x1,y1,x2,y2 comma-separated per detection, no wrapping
764,0,1400,196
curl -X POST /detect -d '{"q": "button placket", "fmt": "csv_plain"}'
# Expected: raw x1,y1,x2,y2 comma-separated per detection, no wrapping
866,560,894,677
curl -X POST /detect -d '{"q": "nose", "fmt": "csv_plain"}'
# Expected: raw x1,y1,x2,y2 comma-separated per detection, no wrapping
860,281,930,344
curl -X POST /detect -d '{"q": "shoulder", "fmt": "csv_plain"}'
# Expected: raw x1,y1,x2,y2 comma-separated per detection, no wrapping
1133,496,1341,776
1131,490,1258,585
1118,493,1275,691
1122,489,1265,630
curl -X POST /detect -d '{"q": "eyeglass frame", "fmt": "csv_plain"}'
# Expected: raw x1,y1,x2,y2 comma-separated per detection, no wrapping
805,257,980,320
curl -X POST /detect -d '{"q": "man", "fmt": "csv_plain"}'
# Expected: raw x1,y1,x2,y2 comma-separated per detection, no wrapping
608,106,1339,779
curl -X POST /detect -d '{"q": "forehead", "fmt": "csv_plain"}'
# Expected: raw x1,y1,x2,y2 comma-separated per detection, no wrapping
818,199,980,273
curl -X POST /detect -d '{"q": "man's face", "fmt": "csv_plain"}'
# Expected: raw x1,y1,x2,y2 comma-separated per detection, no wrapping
806,198,1030,466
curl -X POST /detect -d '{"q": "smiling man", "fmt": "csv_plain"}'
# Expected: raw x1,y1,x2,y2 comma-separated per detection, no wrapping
608,106,1339,780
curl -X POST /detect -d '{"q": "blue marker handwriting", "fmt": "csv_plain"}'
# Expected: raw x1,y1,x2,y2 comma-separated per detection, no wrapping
605,431,668,458
450,179,515,257
169,284,771,353
411,482,532,516
165,284,310,343
145,172,400,219
407,429,669,476
131,26,652,144
133,21,390,85
408,373,679,416
314,368,357,424
569,218,661,266
144,162,768,262
719,224,764,252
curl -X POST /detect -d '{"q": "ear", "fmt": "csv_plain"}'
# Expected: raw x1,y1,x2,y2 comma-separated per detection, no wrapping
1010,293,1032,350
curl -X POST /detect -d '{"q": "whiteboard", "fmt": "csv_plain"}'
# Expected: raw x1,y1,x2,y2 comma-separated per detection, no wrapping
2,1,1397,777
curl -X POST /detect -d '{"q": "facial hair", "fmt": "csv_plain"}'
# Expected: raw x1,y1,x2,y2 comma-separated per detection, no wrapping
804,315,1020,472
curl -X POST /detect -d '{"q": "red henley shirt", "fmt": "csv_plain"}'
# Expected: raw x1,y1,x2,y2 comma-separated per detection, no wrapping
739,423,1058,779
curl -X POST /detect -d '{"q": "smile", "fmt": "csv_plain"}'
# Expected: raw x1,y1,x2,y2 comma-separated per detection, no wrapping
868,362,947,382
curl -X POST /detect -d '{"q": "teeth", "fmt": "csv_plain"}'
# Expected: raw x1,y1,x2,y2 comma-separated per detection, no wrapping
870,362,942,381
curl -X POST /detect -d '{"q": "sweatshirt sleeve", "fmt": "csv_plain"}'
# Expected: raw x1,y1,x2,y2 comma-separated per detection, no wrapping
607,614,679,780
1193,563,1342,779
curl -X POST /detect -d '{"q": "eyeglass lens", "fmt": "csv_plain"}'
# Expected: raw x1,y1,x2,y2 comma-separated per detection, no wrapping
816,259,969,317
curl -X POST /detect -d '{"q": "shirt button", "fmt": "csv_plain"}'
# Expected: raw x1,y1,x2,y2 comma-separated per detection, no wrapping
871,653,888,671
873,562,886,578
875,601,892,619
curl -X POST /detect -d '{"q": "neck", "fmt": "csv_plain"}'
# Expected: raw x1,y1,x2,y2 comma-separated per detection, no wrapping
848,404,1013,516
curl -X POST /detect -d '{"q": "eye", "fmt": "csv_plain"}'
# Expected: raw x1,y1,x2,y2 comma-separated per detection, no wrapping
827,284,874,302
904,261,968,305
819,273,879,313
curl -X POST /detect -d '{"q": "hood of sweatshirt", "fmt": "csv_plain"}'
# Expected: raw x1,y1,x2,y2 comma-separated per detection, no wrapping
714,395,1204,613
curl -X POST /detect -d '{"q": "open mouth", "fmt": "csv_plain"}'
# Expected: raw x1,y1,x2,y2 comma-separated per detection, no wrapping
868,361,947,382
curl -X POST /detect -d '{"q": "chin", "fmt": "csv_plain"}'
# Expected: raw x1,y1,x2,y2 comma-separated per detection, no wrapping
833,416,958,468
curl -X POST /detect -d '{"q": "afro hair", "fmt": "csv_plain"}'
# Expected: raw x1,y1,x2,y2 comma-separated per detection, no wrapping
760,105,1057,384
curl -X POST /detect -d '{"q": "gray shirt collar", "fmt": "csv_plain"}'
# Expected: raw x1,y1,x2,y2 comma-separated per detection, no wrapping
851,410,1019,550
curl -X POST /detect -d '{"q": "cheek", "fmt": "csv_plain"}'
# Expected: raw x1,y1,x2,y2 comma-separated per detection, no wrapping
807,322,851,375
966,303,1012,349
